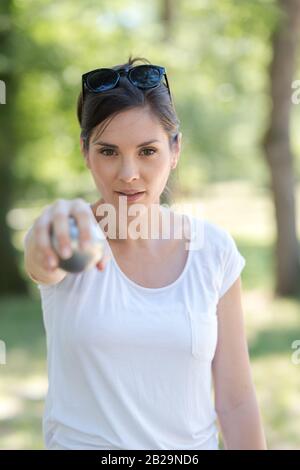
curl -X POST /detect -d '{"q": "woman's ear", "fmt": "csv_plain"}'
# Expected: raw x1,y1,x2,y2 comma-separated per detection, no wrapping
171,132,182,170
80,136,90,169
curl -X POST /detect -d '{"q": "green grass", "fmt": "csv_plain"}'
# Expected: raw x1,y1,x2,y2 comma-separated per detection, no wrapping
1,180,300,449
0,295,46,449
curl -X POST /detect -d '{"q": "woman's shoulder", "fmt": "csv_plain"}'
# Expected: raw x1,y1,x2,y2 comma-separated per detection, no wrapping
166,206,234,257
188,215,246,298
188,214,235,254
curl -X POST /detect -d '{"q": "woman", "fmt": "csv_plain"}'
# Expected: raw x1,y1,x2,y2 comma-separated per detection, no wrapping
23,55,267,450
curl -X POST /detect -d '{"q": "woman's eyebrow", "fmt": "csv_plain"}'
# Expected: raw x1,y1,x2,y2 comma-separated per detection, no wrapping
93,139,161,148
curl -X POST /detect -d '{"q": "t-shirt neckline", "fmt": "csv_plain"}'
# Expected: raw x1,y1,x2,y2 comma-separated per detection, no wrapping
107,208,194,293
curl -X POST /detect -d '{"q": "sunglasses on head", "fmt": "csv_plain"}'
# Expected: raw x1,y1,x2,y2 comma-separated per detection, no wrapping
81,64,173,104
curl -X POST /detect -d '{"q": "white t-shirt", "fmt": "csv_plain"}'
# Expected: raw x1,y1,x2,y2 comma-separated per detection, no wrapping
37,209,246,450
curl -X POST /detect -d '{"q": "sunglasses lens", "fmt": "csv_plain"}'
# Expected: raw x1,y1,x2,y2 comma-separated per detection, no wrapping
86,69,118,92
129,66,162,88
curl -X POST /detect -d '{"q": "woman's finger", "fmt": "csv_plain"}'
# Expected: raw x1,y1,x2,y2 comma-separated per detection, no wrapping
96,246,112,271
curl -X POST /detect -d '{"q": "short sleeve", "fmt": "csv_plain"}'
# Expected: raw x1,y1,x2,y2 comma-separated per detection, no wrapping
218,231,246,299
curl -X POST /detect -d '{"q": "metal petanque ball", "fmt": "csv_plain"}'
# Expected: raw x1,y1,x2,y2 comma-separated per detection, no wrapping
50,216,106,273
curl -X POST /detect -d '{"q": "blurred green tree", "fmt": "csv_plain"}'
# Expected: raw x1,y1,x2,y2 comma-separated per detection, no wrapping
0,0,27,293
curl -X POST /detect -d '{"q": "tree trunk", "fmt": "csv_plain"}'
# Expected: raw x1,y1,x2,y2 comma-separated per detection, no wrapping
160,0,174,43
0,0,27,294
262,0,300,297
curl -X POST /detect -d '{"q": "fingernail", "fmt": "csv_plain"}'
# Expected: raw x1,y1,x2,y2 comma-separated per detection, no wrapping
61,246,72,259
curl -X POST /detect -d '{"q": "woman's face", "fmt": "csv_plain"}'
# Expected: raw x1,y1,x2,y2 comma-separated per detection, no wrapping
80,106,181,212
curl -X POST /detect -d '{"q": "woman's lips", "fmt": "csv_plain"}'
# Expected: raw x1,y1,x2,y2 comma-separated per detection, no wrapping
115,191,145,202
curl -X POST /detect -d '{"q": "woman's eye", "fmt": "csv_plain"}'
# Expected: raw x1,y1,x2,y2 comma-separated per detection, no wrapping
141,148,157,156
99,148,116,157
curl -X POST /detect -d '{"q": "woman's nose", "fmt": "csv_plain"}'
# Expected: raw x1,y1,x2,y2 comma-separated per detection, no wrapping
118,162,140,182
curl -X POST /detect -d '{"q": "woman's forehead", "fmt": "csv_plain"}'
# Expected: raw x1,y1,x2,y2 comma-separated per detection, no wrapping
91,108,167,143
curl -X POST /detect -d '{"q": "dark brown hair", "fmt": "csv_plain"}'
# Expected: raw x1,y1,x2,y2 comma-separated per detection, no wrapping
77,55,180,152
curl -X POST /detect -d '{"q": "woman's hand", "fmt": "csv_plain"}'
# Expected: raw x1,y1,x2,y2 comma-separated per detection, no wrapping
31,198,111,273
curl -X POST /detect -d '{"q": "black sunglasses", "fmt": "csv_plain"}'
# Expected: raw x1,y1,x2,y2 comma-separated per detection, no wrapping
82,64,173,104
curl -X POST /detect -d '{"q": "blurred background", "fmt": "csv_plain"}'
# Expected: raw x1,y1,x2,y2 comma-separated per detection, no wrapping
1,0,300,450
